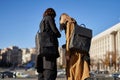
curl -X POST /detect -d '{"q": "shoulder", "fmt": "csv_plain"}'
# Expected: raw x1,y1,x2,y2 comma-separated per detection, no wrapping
44,16,53,20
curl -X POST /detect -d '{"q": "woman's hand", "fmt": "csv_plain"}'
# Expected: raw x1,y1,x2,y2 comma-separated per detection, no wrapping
66,55,70,61
66,51,70,61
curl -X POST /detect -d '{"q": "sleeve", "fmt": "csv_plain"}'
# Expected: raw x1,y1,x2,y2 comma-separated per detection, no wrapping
47,16,61,38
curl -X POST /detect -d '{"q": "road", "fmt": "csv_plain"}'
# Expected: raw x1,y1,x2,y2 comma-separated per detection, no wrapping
0,77,66,80
1,76,120,80
1,77,119,80
0,68,67,80
0,68,120,80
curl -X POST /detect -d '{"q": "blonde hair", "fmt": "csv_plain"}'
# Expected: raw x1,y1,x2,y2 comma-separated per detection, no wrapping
59,13,76,31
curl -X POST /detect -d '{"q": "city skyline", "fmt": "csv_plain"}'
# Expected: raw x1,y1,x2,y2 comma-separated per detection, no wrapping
0,0,120,49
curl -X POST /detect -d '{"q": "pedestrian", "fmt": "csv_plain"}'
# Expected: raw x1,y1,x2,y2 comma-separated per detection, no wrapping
59,13,90,80
36,8,61,80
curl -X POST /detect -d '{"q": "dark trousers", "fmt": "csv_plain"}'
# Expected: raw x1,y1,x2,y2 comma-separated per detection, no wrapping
38,69,57,80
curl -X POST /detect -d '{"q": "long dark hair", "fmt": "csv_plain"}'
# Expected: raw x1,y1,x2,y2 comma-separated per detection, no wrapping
43,8,56,18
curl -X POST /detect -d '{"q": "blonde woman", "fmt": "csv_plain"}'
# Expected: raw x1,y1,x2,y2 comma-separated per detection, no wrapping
59,13,90,80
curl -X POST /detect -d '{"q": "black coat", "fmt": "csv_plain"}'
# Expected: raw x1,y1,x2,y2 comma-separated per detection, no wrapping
37,16,61,70
39,16,61,58
40,16,61,46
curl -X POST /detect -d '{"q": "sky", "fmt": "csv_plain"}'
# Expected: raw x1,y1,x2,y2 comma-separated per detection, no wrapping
0,0,120,49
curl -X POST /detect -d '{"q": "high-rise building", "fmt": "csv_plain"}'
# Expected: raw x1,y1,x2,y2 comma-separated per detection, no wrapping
90,23,120,71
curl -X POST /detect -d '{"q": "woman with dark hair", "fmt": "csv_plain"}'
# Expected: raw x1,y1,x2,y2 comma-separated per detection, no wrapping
36,8,61,80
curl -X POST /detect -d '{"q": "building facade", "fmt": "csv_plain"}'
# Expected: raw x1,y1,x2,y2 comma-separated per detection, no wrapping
57,47,66,68
90,23,120,72
0,46,22,67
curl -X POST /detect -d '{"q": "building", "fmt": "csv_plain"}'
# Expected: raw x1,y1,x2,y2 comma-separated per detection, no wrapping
57,47,66,68
90,23,120,71
21,48,37,64
35,31,40,55
0,46,37,67
0,46,22,67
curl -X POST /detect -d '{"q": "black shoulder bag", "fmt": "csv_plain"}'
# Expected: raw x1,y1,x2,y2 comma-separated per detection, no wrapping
38,18,58,57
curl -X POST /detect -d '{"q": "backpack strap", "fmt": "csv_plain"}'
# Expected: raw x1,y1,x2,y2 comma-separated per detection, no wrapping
80,24,86,28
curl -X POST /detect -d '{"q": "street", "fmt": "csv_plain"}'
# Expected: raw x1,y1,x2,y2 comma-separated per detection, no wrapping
0,77,66,80
1,77,119,80
0,68,120,80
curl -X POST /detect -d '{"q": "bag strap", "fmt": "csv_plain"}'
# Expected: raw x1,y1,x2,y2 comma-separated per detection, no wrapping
41,18,45,32
38,18,45,33
80,24,86,28
68,23,86,38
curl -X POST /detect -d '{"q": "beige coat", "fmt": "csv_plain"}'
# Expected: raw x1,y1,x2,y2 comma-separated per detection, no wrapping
65,20,90,80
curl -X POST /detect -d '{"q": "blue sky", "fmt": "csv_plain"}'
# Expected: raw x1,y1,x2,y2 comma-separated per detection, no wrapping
0,0,120,49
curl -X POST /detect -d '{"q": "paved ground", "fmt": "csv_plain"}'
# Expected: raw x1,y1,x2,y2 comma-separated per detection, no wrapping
1,68,120,80
0,68,67,80
0,77,66,80
1,77,119,80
